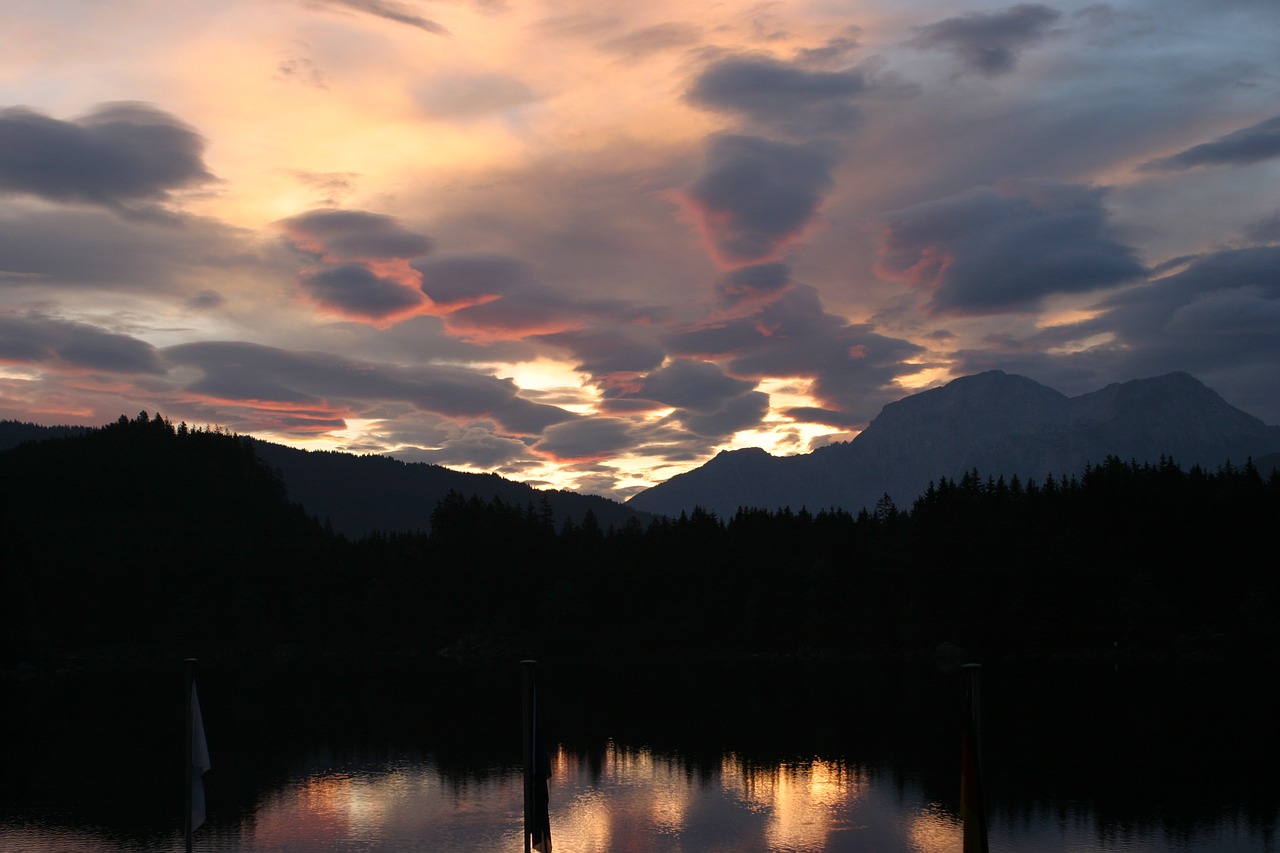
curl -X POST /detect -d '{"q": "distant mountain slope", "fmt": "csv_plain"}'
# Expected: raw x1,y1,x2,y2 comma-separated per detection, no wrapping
248,439,648,537
627,371,1280,518
0,419,91,449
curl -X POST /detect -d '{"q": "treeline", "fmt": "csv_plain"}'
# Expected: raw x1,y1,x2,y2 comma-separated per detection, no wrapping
3,413,1278,666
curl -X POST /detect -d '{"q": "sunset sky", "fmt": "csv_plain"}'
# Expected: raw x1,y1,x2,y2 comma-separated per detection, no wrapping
2,0,1277,499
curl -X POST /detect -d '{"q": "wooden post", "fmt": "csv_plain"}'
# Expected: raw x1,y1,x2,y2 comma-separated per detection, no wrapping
522,660,536,853
961,663,989,853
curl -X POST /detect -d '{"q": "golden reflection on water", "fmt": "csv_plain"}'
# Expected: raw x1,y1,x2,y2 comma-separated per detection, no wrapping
553,742,696,852
721,754,863,851
906,801,963,853
6,742,1236,852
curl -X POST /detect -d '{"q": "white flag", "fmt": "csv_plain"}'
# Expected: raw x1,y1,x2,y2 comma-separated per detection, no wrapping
190,682,211,830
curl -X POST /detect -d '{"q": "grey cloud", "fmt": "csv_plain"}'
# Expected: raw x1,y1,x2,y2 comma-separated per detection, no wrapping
186,290,225,310
280,209,434,261
668,285,925,424
686,134,839,266
311,0,448,34
413,253,533,308
718,262,792,302
906,4,1062,76
951,245,1280,422
413,252,654,340
876,180,1146,315
600,22,702,59
687,56,869,137
794,26,863,68
1140,115,1280,171
535,417,634,460
417,74,539,119
0,313,164,374
0,205,278,293
729,290,925,421
1093,246,1280,339
615,359,771,440
396,426,531,468
163,340,574,433
298,264,425,320
1243,211,1280,244
0,102,213,210
678,389,770,438
632,359,757,413
536,329,665,376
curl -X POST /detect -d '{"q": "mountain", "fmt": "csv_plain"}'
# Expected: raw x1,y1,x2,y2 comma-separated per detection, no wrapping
627,371,1280,518
0,419,648,538
247,439,648,537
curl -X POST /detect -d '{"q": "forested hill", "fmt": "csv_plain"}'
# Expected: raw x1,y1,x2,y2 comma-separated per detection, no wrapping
0,418,648,536
3,412,1277,666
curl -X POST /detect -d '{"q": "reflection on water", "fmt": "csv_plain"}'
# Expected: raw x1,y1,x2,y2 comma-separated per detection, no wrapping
6,660,1278,853
244,762,523,851
4,741,1271,853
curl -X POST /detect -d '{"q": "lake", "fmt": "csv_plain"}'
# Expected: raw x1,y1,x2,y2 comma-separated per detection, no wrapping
2,656,1276,852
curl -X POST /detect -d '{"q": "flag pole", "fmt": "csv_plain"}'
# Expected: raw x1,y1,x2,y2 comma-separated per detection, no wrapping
522,660,536,853
184,658,196,853
961,663,989,853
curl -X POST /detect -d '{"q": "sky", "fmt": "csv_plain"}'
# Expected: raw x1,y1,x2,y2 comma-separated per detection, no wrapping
1,0,1278,500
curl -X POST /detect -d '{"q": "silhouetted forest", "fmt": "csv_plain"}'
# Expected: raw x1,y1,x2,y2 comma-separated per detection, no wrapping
3,412,1278,667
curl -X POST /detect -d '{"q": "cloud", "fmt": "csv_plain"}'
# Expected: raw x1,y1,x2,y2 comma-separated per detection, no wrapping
631,358,757,412
686,55,870,137
619,358,770,440
163,340,574,434
0,312,164,374
906,4,1062,76
667,285,926,424
678,388,770,437
794,26,864,68
0,205,281,294
0,102,214,212
279,209,434,261
297,264,426,321
1243,211,1280,244
412,252,655,341
413,253,531,308
1140,114,1280,171
1095,245,1280,339
278,209,434,323
309,0,448,35
684,134,839,267
535,417,635,461
414,252,578,338
875,180,1146,315
416,74,539,119
394,425,532,468
948,245,1280,422
600,22,702,59
717,262,792,302
535,329,665,377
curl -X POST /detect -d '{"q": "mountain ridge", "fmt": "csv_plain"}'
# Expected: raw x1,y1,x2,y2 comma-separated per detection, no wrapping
626,371,1280,518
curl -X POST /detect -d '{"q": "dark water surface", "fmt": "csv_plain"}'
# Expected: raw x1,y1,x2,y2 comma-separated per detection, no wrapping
3,656,1277,851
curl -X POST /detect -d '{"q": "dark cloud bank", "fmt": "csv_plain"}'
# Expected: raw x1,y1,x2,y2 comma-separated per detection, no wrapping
0,103,212,212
